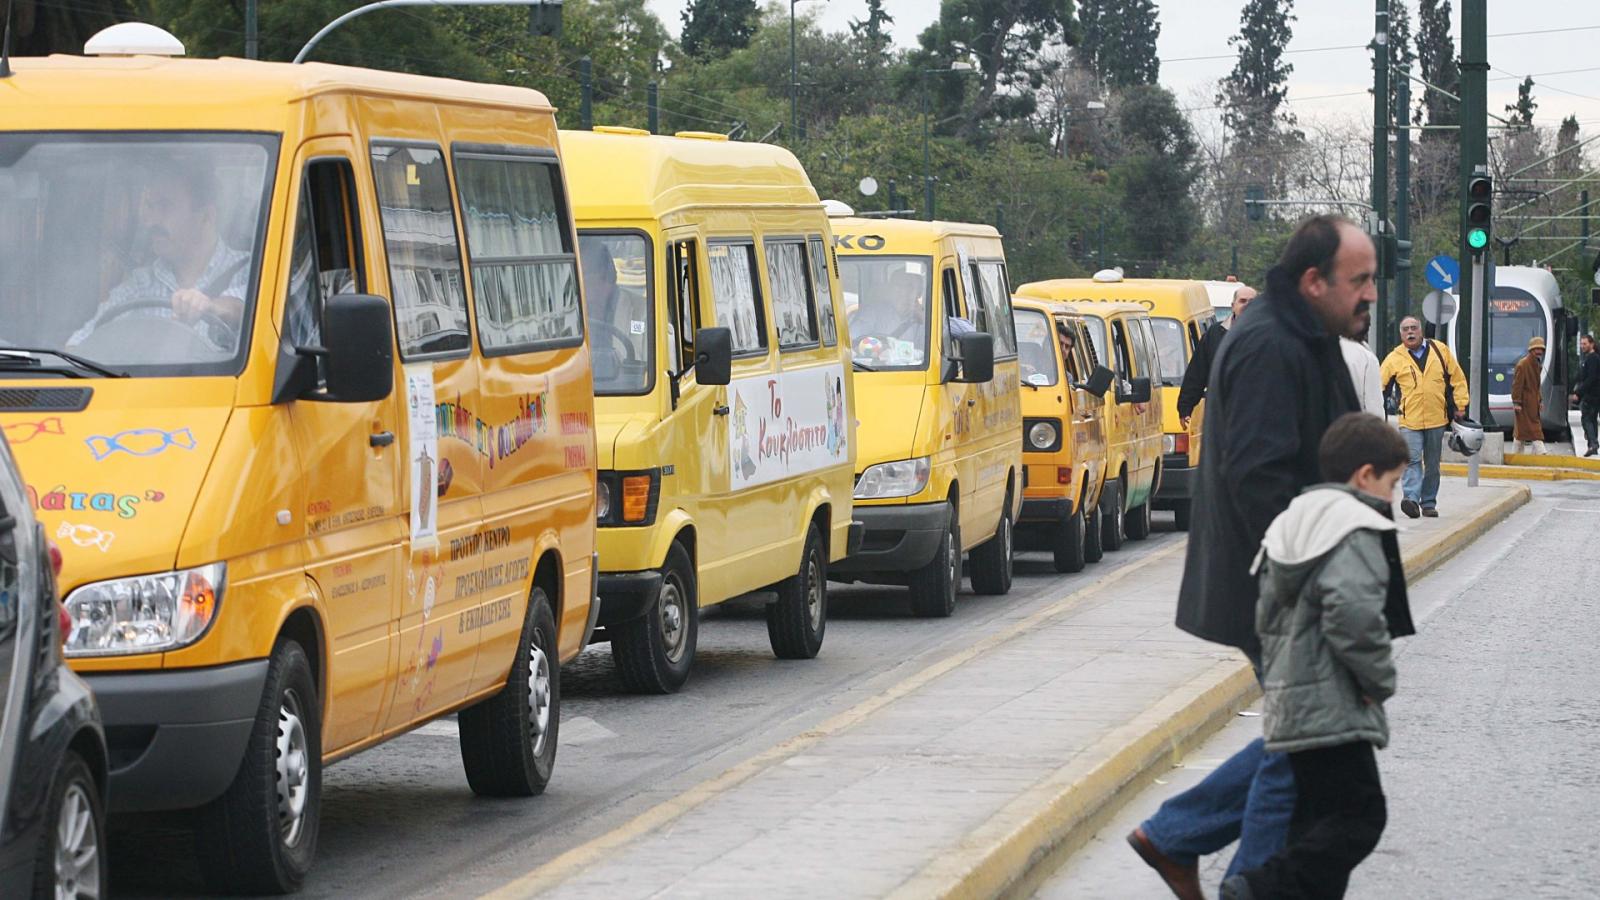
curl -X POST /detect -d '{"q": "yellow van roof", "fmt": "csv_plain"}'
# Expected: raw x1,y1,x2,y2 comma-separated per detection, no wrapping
1014,296,1080,318
1017,277,1211,319
560,129,820,221
830,216,1001,254
1060,300,1149,318
1,56,553,127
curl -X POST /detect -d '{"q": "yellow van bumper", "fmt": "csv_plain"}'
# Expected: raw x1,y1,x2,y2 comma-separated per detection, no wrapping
832,502,950,580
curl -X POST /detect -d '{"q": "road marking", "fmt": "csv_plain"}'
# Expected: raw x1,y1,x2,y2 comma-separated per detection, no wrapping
478,540,1187,899
1554,506,1600,513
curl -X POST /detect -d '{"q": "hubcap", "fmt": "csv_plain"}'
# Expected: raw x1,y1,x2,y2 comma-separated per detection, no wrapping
945,529,958,587
1001,516,1012,570
528,631,553,756
54,782,100,900
659,579,688,663
805,551,824,632
276,689,310,848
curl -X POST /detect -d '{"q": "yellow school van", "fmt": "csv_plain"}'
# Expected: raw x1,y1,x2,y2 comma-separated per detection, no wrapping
829,214,1022,617
0,35,596,892
562,128,858,694
1013,298,1115,572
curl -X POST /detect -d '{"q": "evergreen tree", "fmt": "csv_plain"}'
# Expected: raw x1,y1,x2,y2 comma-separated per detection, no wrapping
915,0,1076,137
1112,84,1199,260
1505,75,1538,127
680,0,758,59
850,0,895,64
1387,0,1415,123
1076,0,1160,88
1414,0,1456,127
1554,114,1584,177
9,0,132,55
1217,0,1298,145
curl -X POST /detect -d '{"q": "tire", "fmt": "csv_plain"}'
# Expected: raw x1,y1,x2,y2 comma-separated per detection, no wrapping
1126,491,1153,541
459,586,560,796
909,507,960,618
1051,504,1087,574
611,542,697,694
768,522,827,659
1173,500,1192,532
32,751,106,900
968,501,1014,596
1101,478,1127,552
1083,501,1105,563
196,639,321,895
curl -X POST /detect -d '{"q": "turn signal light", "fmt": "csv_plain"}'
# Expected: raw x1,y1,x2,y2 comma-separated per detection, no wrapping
1057,466,1072,485
181,569,218,633
622,475,652,523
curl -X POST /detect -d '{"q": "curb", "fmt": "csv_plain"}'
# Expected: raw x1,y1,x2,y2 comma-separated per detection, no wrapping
900,483,1531,900
1441,463,1600,482
1505,452,1600,473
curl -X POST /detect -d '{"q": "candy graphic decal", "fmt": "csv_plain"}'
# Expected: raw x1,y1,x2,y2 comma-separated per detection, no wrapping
57,521,115,552
4,417,65,444
85,427,197,460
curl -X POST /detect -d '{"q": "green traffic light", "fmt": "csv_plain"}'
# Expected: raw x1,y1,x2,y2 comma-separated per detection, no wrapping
1468,228,1489,250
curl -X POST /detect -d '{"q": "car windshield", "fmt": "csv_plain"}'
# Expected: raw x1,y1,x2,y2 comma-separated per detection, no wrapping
0,133,277,376
578,232,652,395
1150,317,1188,386
838,255,932,370
1015,308,1059,386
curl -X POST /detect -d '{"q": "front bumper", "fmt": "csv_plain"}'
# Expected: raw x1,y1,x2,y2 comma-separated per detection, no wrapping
87,659,269,813
1153,456,1196,506
830,502,951,579
595,570,664,628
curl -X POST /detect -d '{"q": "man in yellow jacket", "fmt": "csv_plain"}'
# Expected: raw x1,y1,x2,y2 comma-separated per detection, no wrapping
1380,317,1469,518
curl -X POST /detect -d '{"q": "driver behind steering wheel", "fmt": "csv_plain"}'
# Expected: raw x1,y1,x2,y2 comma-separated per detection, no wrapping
848,269,926,348
68,163,247,352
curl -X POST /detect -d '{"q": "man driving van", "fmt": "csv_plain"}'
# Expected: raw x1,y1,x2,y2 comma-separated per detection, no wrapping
849,269,927,348
68,164,248,351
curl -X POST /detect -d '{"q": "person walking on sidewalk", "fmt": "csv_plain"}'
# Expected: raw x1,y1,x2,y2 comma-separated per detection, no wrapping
1178,285,1257,428
1220,413,1416,900
1128,216,1367,900
1379,318,1468,520
1511,336,1547,455
1570,333,1598,457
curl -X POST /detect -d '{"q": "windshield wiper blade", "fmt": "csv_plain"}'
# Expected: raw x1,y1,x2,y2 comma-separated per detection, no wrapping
0,348,127,378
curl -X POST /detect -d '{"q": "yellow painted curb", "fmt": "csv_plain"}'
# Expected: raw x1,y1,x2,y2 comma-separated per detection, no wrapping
1441,463,1600,482
1505,452,1600,473
898,483,1531,900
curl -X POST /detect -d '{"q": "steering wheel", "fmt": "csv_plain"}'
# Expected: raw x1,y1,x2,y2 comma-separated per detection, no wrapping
96,297,235,345
589,320,640,363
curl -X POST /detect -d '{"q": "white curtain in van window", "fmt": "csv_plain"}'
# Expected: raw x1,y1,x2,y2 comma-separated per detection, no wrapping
765,242,816,347
708,244,764,353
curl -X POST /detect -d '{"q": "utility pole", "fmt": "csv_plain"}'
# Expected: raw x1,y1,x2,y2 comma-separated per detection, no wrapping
789,0,798,141
922,80,934,221
1459,0,1487,483
579,56,593,130
1370,0,1391,349
647,81,659,134
1394,63,1413,340
246,0,259,58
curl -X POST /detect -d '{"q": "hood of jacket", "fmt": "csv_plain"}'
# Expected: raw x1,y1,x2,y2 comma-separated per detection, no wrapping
1258,483,1397,571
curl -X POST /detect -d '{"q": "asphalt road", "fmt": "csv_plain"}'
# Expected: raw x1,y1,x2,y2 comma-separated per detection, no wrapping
1038,477,1600,899
110,516,1185,898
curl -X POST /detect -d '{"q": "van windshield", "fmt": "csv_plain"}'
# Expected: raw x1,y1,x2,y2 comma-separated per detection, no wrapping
0,133,277,377
1014,308,1059,386
579,232,652,395
1150,317,1188,386
838,255,931,370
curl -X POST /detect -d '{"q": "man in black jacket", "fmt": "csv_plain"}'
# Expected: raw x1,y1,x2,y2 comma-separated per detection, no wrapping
1128,217,1370,900
1177,285,1257,428
1574,333,1600,456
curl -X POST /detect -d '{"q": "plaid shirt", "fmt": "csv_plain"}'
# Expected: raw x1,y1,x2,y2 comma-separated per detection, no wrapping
69,243,250,350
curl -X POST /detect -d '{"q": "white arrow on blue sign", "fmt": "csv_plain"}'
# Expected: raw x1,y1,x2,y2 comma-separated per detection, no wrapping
1424,254,1460,291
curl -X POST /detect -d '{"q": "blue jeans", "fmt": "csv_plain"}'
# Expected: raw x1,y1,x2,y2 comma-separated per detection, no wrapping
1400,425,1444,509
1141,737,1297,876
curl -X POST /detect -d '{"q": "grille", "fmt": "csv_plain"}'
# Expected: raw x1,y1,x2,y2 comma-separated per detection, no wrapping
0,387,93,412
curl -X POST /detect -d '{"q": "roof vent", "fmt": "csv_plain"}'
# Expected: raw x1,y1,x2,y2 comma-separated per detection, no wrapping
822,199,855,217
84,23,186,57
674,131,729,141
592,125,650,137
1092,267,1124,283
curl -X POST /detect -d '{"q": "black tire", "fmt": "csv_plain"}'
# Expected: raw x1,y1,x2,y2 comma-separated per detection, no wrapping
968,500,1014,596
31,751,106,900
196,639,321,895
909,507,960,618
768,522,827,659
1083,500,1105,563
1173,500,1192,531
1051,503,1087,574
611,542,697,694
459,586,560,796
1126,490,1153,541
1101,478,1127,552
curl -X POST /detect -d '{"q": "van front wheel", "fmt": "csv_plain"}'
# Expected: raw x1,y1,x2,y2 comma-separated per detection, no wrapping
612,542,697,694
459,586,560,796
909,510,960,618
768,523,827,659
195,639,321,895
1051,504,1087,574
1126,490,1153,541
1083,501,1105,563
969,505,1014,595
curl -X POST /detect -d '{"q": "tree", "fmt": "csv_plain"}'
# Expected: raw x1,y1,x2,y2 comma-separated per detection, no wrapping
680,0,757,59
1414,0,1455,127
1110,84,1199,260
1217,0,1298,146
915,0,1076,137
1387,0,1415,123
1075,0,1160,88
7,0,130,56
850,0,895,66
1505,75,1538,127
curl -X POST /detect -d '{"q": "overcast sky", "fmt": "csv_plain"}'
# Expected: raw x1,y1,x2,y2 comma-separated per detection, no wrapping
642,1,1599,133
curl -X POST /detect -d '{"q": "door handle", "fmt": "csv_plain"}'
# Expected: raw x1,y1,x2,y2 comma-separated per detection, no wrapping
712,404,731,416
370,431,395,448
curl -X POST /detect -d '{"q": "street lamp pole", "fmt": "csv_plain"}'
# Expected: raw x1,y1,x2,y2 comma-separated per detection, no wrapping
790,0,798,140
922,79,934,221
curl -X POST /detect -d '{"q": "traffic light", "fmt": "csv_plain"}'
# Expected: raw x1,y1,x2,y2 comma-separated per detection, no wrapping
1466,174,1493,255
1394,237,1413,274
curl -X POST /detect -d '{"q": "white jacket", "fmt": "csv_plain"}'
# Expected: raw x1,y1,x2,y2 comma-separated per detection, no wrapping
1341,337,1384,417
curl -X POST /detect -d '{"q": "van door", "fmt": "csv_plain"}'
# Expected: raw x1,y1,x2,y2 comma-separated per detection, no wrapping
277,145,403,753
940,257,980,541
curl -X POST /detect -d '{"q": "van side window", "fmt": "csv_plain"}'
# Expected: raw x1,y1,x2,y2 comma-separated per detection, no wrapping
1111,320,1133,379
807,237,838,347
283,159,363,362
1135,318,1161,382
668,239,701,374
976,262,1018,357
941,267,963,357
369,143,470,357
454,152,581,351
764,240,818,348
707,241,767,355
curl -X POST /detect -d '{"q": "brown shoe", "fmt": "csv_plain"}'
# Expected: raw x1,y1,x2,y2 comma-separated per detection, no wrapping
1421,506,1439,518
1127,827,1204,900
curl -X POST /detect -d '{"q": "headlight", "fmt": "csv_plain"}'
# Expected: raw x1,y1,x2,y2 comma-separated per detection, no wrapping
854,457,931,500
64,563,224,658
596,480,612,521
1028,421,1059,451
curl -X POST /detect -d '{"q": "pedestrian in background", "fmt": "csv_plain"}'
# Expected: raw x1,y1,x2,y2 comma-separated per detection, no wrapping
1178,285,1257,429
1511,336,1547,455
1573,333,1600,457
1128,216,1368,900
1221,412,1416,900
1341,335,1383,418
1379,317,1468,519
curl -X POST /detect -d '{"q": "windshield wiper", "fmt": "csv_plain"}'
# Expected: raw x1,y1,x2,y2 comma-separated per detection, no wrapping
851,359,877,372
0,348,128,378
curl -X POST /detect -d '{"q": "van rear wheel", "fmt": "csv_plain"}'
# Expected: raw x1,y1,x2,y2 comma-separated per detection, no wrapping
1083,501,1105,563
909,510,960,618
1101,479,1127,552
612,542,697,694
968,504,1014,596
1126,491,1153,541
768,523,827,659
459,586,559,796
1173,500,1192,531
1051,504,1087,574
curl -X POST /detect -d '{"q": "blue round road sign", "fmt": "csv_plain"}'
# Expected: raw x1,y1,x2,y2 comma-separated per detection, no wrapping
1425,254,1460,291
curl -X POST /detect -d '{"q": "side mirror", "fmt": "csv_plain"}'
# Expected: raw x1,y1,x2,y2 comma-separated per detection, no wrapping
954,332,995,383
1117,376,1152,405
1078,364,1115,397
321,294,395,403
694,326,733,386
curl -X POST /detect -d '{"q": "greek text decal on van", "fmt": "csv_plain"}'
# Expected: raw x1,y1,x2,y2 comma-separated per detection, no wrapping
728,364,850,490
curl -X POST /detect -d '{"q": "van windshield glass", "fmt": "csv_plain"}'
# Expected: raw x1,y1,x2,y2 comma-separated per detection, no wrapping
579,232,652,395
1014,308,1058,386
1150,317,1188,386
838,255,931,370
0,133,276,376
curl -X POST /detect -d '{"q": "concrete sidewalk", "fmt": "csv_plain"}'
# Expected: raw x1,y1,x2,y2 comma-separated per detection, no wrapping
481,480,1528,900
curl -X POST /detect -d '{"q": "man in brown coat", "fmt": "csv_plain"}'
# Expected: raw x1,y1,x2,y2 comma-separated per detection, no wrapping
1512,336,1547,455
